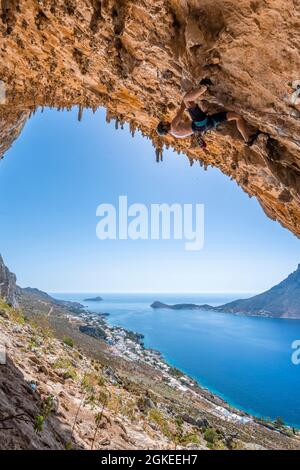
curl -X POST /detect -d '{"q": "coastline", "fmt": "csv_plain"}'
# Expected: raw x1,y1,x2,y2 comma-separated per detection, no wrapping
65,303,298,431
4,286,298,450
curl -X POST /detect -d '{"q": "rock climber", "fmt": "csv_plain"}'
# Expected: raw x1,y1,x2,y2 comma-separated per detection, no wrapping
156,80,257,148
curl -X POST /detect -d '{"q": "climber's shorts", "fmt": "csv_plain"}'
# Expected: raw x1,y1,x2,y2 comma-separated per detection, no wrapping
190,109,228,134
188,105,207,122
209,111,228,128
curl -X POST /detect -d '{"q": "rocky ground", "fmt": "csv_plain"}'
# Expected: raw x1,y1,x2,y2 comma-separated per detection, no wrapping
0,299,189,450
0,1,300,237
1,291,300,450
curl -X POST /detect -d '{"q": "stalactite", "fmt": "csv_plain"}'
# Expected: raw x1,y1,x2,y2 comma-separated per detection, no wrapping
29,105,37,119
106,109,112,123
155,145,163,163
129,122,136,137
78,105,83,121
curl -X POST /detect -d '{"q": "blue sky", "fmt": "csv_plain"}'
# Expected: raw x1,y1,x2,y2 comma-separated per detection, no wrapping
0,107,298,293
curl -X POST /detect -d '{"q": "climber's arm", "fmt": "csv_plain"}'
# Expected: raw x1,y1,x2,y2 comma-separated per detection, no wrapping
171,101,187,129
183,85,207,107
170,101,193,137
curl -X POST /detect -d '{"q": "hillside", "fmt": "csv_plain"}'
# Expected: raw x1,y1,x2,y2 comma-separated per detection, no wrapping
220,264,300,318
1,256,300,449
0,1,300,236
152,264,300,319
0,299,173,450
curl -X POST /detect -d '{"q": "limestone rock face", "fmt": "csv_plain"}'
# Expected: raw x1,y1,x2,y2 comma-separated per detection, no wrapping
0,1,300,236
0,255,18,307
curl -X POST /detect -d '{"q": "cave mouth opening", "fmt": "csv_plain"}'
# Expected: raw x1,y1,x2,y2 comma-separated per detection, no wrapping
0,106,298,295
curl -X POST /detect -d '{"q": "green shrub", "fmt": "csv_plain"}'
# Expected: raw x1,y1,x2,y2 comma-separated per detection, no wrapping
10,308,26,325
274,416,285,428
97,375,106,386
53,357,72,369
204,427,218,444
63,367,77,380
63,336,74,348
169,367,183,378
28,336,39,350
34,415,44,433
149,409,171,438
181,432,200,445
42,395,55,418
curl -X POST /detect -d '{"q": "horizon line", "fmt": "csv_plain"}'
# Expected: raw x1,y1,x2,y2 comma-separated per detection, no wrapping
47,290,257,295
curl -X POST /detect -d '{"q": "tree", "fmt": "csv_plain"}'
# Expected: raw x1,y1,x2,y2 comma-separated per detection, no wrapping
274,416,285,428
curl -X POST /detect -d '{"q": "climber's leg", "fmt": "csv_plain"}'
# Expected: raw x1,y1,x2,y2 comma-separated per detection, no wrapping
226,112,250,142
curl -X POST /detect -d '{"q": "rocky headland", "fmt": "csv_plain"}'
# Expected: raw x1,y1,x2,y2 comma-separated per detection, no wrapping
151,301,216,311
151,263,300,319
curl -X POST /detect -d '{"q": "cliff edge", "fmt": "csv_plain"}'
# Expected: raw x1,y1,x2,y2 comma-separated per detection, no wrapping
0,255,18,307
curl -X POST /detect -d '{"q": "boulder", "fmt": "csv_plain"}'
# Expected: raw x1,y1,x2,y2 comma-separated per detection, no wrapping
0,308,9,319
181,413,210,429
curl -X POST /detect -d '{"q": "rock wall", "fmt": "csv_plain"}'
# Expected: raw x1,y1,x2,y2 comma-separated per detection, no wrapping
0,0,300,236
0,255,17,307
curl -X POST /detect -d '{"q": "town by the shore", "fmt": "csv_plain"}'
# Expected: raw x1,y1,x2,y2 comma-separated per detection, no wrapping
66,305,254,426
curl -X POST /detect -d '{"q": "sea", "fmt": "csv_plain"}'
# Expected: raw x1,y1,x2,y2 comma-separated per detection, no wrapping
53,292,300,427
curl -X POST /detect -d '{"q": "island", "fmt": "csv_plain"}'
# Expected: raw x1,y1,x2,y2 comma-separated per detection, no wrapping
150,301,215,310
83,296,103,302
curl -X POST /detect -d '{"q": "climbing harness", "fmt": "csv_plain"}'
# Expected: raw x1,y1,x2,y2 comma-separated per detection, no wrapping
193,117,209,130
